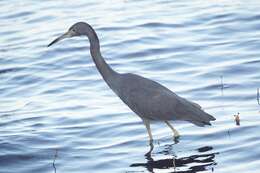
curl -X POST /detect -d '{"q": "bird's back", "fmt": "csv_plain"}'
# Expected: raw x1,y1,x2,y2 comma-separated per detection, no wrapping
114,73,215,126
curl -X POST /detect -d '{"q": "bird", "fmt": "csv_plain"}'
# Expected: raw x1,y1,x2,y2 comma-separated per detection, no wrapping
48,22,216,143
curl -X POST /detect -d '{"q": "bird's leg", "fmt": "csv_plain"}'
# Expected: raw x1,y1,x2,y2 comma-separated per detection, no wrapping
165,121,180,138
145,142,154,157
142,118,153,144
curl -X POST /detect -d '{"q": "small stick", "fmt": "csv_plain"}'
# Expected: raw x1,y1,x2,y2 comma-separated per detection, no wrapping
173,157,176,171
220,75,224,95
257,88,260,105
53,149,58,173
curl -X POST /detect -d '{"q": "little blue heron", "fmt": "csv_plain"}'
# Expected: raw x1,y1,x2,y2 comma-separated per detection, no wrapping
48,22,216,143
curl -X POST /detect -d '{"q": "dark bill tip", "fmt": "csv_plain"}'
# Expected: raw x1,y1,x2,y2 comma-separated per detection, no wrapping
47,31,71,47
47,37,59,47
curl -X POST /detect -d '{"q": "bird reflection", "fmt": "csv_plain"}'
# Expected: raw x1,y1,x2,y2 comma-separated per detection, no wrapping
146,137,180,157
131,141,218,173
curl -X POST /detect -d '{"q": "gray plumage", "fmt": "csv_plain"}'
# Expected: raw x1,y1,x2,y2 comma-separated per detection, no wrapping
48,22,216,142
117,73,215,125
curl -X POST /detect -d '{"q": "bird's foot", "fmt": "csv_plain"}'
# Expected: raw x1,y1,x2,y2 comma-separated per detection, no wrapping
173,135,180,144
174,134,180,138
174,131,180,138
149,139,154,146
145,141,154,157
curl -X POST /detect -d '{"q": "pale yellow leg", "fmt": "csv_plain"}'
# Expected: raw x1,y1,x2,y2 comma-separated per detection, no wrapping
142,118,153,143
165,121,180,137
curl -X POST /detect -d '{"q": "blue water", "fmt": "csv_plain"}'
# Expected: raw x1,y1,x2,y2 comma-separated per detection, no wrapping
1,0,260,172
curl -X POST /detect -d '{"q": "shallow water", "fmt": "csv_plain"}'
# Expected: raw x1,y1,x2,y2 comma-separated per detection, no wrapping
1,0,260,172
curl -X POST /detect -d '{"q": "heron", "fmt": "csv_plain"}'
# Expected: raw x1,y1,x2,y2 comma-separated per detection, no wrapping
48,22,216,143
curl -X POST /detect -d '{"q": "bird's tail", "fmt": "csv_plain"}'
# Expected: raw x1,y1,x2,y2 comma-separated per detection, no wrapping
190,112,216,127
190,120,212,127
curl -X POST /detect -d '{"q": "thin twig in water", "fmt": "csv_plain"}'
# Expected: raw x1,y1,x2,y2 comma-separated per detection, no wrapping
53,149,58,173
257,88,260,105
220,75,224,95
227,130,230,138
173,157,176,172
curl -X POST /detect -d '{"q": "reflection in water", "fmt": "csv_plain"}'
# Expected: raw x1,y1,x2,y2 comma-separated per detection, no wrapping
52,149,58,173
131,142,218,173
146,137,180,157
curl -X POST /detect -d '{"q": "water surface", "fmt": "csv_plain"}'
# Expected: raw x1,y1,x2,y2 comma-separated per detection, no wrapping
1,0,260,172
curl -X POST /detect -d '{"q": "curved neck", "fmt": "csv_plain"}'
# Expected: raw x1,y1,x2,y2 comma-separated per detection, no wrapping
84,26,118,85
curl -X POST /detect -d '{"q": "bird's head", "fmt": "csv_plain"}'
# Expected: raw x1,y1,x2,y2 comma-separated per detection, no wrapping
48,22,90,47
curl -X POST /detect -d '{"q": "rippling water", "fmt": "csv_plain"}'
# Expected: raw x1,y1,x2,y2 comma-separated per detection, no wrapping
1,0,260,172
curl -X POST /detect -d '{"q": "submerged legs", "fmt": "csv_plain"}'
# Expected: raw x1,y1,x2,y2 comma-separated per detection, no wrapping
142,118,153,143
165,121,180,137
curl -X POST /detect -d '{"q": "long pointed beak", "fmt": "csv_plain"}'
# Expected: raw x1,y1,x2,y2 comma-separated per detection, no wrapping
48,31,72,47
